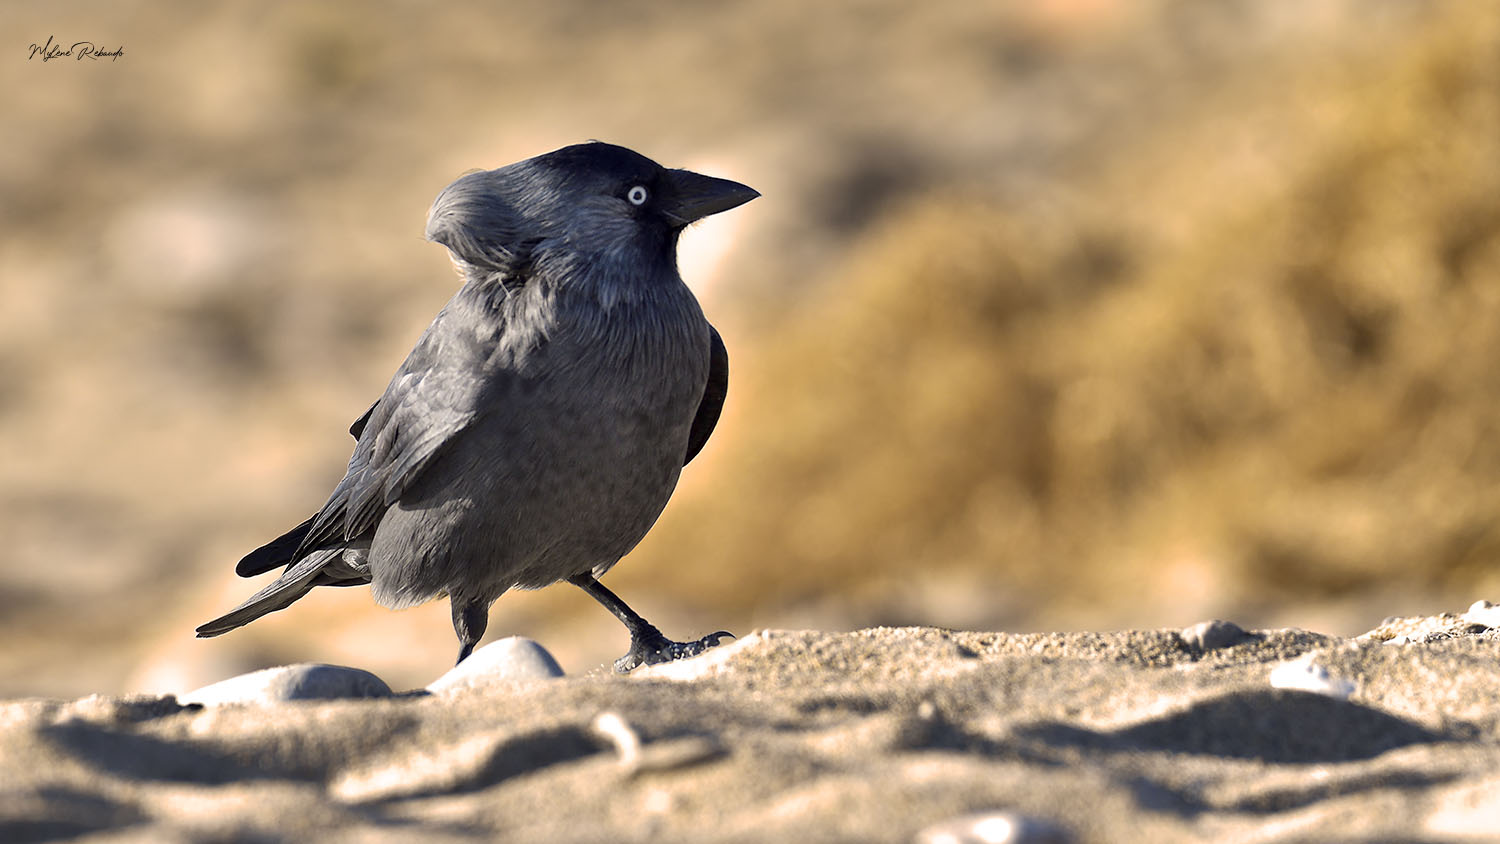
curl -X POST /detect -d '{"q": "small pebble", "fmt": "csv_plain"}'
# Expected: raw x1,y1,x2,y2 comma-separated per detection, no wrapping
1462,600,1500,629
594,711,642,769
915,811,1072,844
1267,652,1356,700
592,711,724,776
1180,620,1254,654
426,637,564,694
181,664,391,706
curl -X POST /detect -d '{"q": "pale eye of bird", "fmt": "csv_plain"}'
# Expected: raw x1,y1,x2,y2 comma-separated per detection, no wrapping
626,185,649,206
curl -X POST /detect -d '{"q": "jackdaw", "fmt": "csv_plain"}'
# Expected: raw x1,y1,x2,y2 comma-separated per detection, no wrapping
197,142,758,672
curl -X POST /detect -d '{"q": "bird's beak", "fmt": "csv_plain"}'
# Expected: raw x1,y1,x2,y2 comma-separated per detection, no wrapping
663,169,760,225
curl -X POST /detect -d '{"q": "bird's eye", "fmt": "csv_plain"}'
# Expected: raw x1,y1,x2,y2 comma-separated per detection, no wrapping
626,185,649,206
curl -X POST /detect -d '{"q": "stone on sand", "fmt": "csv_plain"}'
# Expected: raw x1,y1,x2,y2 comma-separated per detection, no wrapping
1178,619,1254,654
425,636,564,694
180,663,391,706
916,811,1073,844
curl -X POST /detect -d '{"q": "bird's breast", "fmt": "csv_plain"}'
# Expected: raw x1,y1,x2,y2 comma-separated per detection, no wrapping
482,285,709,492
368,284,713,599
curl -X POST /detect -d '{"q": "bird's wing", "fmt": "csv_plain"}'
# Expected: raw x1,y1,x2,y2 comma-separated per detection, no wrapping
199,547,367,637
295,296,500,554
349,400,378,438
235,515,314,577
683,324,728,465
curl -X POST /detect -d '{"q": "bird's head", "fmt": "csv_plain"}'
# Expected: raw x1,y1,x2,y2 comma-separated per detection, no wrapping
425,142,758,294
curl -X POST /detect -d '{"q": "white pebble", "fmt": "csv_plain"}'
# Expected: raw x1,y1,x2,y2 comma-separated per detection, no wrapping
916,812,1071,844
593,711,642,769
181,664,391,706
1463,600,1500,629
1267,652,1356,699
426,637,564,694
1180,619,1252,653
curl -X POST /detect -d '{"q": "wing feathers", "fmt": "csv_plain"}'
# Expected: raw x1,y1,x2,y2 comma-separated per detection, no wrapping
684,325,728,465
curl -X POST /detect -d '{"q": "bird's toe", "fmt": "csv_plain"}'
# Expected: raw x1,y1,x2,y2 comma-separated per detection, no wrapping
698,630,735,650
613,629,735,673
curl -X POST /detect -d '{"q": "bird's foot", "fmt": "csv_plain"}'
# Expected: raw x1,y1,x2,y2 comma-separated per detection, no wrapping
614,627,734,673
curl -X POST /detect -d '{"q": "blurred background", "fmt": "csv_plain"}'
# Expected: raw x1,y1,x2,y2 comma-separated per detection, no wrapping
4,0,1499,697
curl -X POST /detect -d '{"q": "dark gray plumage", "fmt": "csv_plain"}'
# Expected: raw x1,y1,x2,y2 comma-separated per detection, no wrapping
198,142,758,671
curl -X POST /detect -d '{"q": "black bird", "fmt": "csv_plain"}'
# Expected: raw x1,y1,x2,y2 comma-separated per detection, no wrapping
197,142,758,672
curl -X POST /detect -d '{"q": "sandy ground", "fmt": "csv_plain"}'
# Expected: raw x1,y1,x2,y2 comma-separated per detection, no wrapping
4,607,1499,843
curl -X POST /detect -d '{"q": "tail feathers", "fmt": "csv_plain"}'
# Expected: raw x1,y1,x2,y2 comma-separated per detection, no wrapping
197,548,368,638
235,516,316,578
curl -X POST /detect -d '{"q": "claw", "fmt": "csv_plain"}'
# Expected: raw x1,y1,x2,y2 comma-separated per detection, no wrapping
613,628,736,673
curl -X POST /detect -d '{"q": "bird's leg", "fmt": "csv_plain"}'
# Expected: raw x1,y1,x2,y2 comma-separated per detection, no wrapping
568,574,733,673
451,599,490,665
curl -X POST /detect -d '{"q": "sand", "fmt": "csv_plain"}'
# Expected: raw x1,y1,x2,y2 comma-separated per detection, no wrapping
4,607,1500,843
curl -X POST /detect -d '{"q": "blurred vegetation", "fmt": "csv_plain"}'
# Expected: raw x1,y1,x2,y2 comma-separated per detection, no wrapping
2,0,1497,694
628,1,1500,626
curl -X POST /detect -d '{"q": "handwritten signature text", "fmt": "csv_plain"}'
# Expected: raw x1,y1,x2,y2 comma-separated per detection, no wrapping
28,36,124,62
